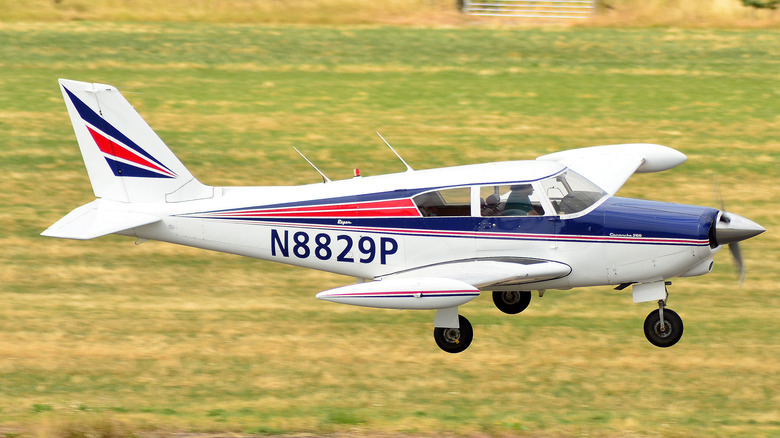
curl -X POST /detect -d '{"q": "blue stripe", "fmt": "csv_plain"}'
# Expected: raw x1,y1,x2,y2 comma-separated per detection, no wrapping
104,157,174,179
185,197,717,246
185,216,708,246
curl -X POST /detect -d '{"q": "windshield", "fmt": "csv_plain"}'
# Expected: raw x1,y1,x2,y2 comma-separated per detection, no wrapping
540,170,606,215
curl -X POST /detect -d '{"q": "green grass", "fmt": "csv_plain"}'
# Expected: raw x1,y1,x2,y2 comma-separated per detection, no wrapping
0,23,778,437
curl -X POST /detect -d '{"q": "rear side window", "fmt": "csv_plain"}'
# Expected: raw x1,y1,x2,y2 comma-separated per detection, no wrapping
413,187,471,217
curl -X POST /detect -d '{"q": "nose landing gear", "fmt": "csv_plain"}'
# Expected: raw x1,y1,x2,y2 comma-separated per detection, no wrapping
434,314,473,354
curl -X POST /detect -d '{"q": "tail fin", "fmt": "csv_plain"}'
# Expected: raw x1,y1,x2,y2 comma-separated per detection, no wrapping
58,79,212,203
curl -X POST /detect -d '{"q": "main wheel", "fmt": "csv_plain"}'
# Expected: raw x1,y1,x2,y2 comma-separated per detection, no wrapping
434,314,473,354
643,308,684,348
492,291,532,314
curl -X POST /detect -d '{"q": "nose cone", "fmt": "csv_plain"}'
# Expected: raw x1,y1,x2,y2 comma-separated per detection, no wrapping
715,211,765,245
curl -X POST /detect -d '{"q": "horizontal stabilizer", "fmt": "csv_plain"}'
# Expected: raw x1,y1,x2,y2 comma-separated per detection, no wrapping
379,258,571,289
41,201,160,240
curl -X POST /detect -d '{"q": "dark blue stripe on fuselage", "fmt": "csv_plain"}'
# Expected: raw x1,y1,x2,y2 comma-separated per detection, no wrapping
191,197,718,245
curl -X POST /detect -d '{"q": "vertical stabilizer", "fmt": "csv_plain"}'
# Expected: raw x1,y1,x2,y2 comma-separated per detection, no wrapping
59,79,211,203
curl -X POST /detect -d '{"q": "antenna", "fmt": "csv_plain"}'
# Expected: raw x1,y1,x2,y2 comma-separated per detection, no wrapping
376,132,413,172
293,147,331,183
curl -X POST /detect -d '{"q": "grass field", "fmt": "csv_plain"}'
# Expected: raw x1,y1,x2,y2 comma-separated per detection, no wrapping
1,21,779,437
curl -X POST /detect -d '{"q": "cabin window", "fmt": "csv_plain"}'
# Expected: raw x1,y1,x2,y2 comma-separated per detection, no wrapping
480,184,546,217
541,170,606,215
413,187,471,217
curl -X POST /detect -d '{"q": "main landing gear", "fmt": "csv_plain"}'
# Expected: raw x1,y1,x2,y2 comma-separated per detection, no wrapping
644,298,684,348
492,291,532,314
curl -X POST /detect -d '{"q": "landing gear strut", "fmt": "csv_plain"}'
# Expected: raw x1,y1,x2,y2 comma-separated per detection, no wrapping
433,314,473,354
643,299,684,348
492,291,532,314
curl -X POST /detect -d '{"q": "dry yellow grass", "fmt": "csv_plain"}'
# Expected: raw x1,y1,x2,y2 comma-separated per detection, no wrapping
1,0,780,27
0,0,464,25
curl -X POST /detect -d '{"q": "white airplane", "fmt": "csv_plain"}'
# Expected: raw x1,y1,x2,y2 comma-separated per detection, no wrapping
44,79,765,353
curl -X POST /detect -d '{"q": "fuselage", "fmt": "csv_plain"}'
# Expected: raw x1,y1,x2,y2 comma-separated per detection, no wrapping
123,160,721,292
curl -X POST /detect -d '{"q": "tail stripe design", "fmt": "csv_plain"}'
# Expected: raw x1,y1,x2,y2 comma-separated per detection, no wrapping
63,86,177,179
86,127,177,178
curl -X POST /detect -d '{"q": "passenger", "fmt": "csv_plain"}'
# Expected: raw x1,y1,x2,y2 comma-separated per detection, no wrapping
481,193,502,216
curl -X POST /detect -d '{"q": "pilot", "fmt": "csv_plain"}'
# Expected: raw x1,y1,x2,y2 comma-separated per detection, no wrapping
502,184,535,216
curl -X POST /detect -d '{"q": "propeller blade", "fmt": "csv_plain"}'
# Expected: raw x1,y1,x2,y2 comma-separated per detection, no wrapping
728,242,745,285
713,176,725,212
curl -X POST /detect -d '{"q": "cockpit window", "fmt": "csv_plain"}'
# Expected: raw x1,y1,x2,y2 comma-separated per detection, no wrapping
541,170,606,215
480,184,546,217
413,187,471,217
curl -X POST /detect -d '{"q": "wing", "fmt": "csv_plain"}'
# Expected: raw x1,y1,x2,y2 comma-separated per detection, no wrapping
537,143,687,195
378,258,572,289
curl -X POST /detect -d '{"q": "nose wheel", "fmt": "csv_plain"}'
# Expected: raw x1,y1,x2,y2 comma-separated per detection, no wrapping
434,314,473,353
643,300,684,348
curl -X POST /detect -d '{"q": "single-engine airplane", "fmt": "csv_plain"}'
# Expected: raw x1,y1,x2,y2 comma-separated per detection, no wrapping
44,79,765,353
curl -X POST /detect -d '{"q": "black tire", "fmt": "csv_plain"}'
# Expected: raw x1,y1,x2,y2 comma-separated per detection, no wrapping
644,308,684,348
434,315,473,354
492,291,532,314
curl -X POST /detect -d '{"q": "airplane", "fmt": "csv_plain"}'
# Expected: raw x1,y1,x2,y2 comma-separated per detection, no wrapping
43,79,765,353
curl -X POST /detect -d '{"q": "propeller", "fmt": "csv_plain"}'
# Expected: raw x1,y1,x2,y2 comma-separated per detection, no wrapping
712,180,765,283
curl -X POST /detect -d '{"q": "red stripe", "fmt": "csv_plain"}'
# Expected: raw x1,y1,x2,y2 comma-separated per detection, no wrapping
213,199,421,218
223,208,420,218
87,127,175,177
227,199,416,215
331,289,478,297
